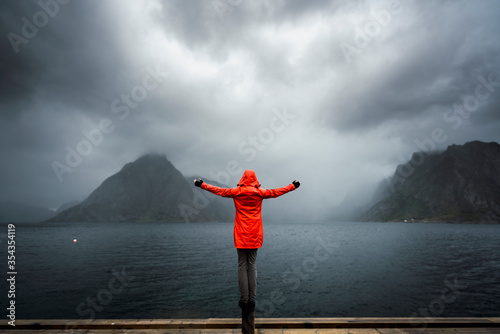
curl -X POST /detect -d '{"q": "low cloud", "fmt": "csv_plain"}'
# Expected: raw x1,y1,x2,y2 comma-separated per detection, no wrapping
0,0,499,219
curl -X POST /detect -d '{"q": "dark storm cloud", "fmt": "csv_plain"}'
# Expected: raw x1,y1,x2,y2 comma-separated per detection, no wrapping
0,0,137,205
0,0,499,218
154,0,337,48
322,0,500,133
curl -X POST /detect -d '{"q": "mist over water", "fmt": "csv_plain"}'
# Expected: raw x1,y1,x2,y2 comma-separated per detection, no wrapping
2,221,499,319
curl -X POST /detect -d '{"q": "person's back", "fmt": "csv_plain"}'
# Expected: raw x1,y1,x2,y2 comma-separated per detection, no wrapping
198,169,298,248
194,169,300,334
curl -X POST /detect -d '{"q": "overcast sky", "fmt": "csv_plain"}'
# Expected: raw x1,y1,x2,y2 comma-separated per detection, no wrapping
1,0,499,217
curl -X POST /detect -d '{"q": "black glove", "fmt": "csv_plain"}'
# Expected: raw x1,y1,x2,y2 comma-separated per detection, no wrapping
194,178,204,187
292,180,300,189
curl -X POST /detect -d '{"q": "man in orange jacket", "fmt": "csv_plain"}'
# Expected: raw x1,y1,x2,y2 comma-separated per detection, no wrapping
194,170,300,332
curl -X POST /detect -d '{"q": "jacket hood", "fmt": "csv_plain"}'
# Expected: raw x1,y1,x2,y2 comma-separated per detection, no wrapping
238,169,260,187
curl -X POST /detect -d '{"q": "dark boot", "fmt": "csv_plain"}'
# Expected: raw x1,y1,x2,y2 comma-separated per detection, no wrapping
239,301,254,334
247,300,255,333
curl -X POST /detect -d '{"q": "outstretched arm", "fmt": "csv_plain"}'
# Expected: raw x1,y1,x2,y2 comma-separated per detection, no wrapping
261,180,300,199
194,178,235,198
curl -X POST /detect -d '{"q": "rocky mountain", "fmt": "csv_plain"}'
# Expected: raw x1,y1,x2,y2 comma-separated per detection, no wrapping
54,200,80,214
359,141,500,223
48,154,232,223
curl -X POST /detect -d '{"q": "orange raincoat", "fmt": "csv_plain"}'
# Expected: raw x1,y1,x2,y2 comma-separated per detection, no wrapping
200,170,296,248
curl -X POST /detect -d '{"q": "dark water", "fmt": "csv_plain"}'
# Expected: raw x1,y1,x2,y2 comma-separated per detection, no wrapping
1,221,499,319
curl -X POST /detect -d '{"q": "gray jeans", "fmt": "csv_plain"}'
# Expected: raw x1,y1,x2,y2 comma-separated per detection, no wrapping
237,248,258,303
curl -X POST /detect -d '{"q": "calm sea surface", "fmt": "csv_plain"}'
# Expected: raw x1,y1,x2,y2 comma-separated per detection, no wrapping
1,221,499,319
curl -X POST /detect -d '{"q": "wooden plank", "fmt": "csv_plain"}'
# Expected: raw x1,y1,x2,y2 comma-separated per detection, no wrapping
254,317,500,329
1,329,500,334
395,329,500,334
206,318,240,328
375,329,408,334
0,331,241,334
282,330,382,334
1,318,499,330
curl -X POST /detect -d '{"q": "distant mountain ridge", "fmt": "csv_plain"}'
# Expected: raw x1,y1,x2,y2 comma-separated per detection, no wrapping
10,141,500,224
359,141,500,223
0,202,55,223
48,154,232,223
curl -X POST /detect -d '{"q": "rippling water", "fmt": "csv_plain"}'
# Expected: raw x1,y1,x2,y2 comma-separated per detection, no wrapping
1,221,499,319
